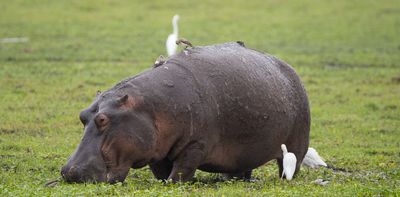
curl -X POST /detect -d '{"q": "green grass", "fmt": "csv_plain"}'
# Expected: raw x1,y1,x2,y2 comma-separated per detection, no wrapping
1,0,399,196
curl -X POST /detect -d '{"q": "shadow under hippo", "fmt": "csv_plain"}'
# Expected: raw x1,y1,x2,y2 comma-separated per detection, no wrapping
61,42,310,183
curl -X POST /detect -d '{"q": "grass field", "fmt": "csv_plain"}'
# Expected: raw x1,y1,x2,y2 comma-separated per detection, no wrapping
1,0,399,196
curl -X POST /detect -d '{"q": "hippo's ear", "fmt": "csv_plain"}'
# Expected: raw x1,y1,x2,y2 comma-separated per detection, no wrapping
118,95,143,109
119,95,129,103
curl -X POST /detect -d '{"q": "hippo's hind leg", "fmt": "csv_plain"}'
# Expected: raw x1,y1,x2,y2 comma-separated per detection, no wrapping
279,137,308,179
276,158,284,178
150,158,173,180
223,170,253,181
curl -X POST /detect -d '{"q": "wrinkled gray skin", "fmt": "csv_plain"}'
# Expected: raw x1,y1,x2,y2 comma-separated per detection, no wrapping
61,42,310,183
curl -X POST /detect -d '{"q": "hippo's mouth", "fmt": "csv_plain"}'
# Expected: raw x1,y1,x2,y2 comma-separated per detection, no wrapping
61,165,107,183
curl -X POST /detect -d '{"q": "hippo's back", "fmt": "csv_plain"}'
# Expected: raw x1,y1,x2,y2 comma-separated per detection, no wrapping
162,42,310,170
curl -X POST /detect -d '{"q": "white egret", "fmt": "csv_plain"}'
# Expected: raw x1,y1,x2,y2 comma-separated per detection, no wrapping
302,147,327,168
166,15,180,56
281,144,297,180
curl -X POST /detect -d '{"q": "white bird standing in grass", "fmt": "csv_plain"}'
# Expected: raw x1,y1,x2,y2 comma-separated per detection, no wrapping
166,14,180,56
302,147,327,168
281,144,297,180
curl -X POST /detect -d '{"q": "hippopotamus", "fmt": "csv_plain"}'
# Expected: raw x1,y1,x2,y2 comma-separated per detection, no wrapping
61,42,310,183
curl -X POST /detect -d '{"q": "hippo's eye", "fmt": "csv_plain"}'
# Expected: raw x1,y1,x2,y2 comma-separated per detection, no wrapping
95,113,110,130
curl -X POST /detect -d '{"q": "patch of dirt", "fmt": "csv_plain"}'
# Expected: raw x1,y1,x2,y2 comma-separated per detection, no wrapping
23,48,33,53
0,128,45,137
384,105,397,110
0,154,16,158
366,150,396,156
391,76,400,84
324,62,397,68
0,128,16,134
0,145,22,151
84,80,107,86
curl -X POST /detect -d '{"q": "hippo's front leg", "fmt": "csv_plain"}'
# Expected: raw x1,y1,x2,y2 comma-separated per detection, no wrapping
149,158,173,180
167,142,206,182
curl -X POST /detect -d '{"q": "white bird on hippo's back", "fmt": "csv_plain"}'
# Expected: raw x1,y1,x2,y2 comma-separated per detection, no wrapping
166,14,180,56
281,144,297,181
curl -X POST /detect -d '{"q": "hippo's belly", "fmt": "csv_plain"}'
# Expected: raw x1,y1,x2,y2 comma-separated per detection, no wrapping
198,136,281,173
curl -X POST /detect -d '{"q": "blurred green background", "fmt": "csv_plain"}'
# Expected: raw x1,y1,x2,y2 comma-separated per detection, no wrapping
0,0,399,196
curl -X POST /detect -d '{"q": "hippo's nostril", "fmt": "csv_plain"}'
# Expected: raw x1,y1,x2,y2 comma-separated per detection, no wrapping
61,165,84,183
61,166,69,178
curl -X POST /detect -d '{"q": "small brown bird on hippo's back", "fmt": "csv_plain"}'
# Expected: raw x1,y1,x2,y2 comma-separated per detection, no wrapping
176,38,193,49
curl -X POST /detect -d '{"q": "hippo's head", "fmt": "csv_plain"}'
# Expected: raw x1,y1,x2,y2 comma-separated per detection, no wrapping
61,93,156,183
